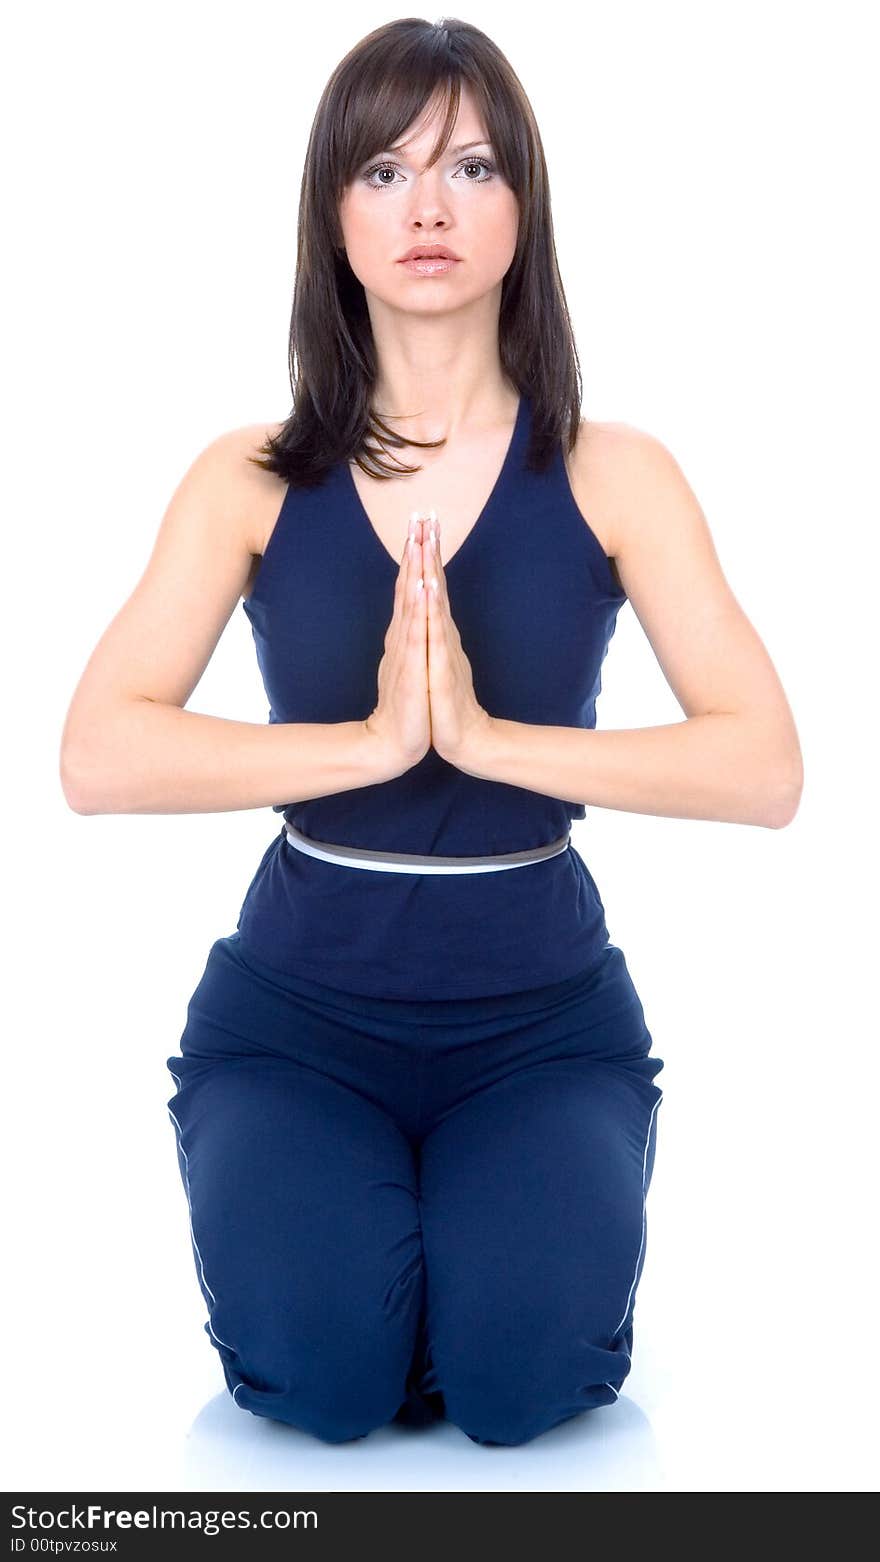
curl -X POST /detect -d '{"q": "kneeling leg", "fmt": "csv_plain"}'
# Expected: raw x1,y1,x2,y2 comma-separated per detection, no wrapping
417,1057,663,1446
166,1053,424,1444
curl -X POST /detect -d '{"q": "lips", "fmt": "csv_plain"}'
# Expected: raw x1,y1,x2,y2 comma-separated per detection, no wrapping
398,245,461,262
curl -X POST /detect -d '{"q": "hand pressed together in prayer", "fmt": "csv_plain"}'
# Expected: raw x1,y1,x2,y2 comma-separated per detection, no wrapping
364,512,493,776
417,511,493,768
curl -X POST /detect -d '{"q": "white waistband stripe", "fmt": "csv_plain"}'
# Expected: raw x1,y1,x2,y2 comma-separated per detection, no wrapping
282,823,571,875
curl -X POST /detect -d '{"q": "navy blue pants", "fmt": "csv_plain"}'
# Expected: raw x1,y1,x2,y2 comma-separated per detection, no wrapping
165,933,664,1447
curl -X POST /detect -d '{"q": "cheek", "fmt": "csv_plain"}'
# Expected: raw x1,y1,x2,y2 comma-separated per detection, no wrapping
467,214,518,285
473,192,519,265
339,192,379,248
496,195,520,256
338,204,390,283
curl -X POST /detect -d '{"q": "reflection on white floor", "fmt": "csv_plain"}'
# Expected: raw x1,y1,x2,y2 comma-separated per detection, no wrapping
178,1386,663,1493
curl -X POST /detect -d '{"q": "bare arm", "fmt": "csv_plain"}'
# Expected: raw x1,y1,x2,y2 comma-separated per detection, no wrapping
454,424,804,829
62,704,388,816
59,426,397,815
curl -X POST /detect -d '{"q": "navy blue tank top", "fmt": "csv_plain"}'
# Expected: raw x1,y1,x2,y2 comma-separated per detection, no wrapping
236,391,627,999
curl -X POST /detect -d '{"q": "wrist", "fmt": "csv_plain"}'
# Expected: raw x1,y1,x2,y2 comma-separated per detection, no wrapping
450,710,498,779
359,720,410,783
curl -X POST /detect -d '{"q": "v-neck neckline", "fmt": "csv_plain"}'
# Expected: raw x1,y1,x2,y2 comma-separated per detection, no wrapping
345,392,526,573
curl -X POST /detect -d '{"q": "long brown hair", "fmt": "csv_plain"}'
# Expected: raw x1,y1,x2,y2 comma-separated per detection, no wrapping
249,16,584,487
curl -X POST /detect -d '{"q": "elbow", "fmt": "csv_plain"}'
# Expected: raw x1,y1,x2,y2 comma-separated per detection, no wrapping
60,747,105,815
60,696,134,814
60,697,153,815
763,752,804,829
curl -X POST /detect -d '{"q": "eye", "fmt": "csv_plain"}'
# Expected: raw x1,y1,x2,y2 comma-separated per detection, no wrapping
361,156,496,190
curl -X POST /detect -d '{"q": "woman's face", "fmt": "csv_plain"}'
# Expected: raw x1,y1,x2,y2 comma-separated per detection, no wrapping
338,84,519,318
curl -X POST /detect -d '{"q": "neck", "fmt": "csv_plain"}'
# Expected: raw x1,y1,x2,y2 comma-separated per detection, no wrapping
367,309,516,442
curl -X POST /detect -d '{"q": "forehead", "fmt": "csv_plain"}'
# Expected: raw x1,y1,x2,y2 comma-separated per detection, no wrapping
382,134,493,159
391,83,489,155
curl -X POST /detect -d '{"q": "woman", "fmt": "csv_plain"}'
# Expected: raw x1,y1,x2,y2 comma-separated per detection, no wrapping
60,19,802,1448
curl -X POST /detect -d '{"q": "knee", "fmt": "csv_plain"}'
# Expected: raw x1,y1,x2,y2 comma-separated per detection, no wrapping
436,1327,630,1447
454,1396,563,1447
439,1359,551,1446
448,1376,623,1447
229,1359,404,1444
299,1373,404,1444
219,1316,409,1445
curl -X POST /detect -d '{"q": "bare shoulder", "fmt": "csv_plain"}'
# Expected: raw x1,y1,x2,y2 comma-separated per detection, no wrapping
207,421,287,558
564,417,663,560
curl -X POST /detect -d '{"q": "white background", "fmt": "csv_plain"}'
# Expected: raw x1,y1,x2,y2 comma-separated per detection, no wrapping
3,0,877,1494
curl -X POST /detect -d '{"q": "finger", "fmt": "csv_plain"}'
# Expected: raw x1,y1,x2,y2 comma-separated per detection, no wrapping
432,517,449,609
420,515,436,587
388,517,415,659
425,554,444,643
424,513,445,609
389,518,421,668
410,540,428,639
405,512,421,575
425,535,436,622
412,517,429,612
394,512,417,623
407,514,425,607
